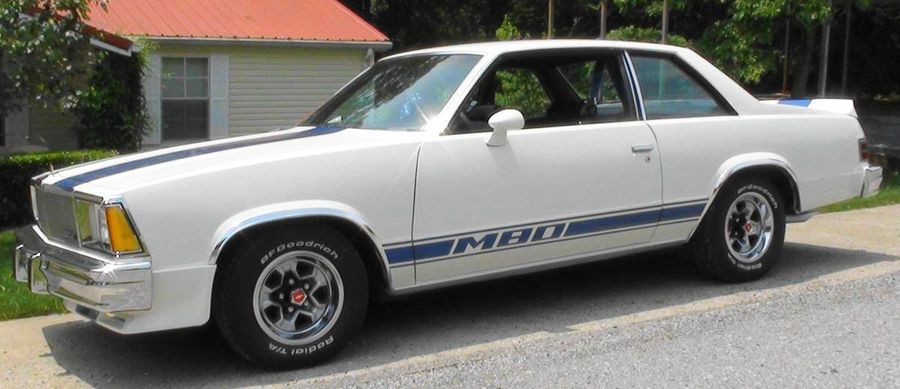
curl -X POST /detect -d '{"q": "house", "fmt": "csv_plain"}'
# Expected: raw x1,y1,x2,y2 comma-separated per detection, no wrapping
1,0,390,151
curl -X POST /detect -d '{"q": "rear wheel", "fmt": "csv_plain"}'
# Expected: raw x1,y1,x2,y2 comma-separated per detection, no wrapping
214,225,368,369
688,177,786,282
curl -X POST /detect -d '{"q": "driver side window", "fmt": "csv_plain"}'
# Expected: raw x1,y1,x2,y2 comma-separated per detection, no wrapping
493,68,552,121
447,51,636,134
449,66,552,134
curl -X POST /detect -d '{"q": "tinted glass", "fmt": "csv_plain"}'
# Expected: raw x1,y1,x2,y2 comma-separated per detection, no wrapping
304,54,482,130
631,55,726,119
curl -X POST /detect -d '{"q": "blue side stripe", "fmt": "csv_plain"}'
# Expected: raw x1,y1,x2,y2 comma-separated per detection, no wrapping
386,202,705,266
54,126,344,191
384,246,415,265
413,240,455,260
564,209,660,237
659,203,705,221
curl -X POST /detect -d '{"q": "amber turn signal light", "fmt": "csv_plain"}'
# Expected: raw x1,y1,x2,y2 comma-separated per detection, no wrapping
105,205,142,253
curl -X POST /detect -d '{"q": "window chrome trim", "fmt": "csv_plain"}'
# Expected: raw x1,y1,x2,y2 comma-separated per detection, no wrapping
622,51,647,121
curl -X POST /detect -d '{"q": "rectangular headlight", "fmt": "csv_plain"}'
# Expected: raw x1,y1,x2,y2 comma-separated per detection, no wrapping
75,199,102,246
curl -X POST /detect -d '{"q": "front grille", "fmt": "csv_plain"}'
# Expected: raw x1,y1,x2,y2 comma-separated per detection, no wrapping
34,188,79,244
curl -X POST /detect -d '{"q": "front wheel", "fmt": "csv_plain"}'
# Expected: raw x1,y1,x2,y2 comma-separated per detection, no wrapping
688,177,786,282
213,226,368,369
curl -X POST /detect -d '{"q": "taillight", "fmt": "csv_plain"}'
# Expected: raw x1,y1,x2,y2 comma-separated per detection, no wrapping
859,138,870,161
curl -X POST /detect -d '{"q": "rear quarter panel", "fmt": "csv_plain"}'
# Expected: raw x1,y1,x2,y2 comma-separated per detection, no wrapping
650,113,864,213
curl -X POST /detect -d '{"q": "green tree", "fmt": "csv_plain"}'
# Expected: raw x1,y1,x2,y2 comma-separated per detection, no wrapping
695,0,870,94
493,16,549,118
696,0,836,91
606,25,690,47
0,0,105,116
369,0,511,49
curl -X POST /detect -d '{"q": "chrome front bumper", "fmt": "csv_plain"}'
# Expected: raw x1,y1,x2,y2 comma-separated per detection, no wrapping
13,225,152,312
862,165,883,198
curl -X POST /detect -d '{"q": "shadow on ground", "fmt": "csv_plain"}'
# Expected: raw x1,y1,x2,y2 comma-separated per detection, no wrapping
42,243,899,388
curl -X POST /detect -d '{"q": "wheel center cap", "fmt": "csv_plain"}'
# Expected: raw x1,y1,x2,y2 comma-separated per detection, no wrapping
744,222,753,233
290,289,307,305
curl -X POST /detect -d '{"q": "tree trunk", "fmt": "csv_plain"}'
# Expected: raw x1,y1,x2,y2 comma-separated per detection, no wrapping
661,0,669,43
548,0,555,38
600,1,608,39
792,26,818,97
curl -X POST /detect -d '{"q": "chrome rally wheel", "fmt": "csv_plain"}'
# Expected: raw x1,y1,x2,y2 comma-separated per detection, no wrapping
214,225,368,369
253,251,344,345
724,192,775,264
687,177,786,282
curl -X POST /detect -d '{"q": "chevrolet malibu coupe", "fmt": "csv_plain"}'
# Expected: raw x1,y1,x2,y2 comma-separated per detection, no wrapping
14,40,882,369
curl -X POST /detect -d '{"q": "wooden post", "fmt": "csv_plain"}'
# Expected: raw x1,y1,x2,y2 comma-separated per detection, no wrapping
818,0,832,97
782,17,791,95
841,0,852,95
661,0,669,43
548,0,555,38
600,1,608,39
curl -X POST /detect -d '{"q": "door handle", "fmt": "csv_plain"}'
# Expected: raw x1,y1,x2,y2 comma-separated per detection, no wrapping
631,144,654,153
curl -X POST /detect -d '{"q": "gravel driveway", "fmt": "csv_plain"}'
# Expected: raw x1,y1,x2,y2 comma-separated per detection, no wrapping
2,206,899,388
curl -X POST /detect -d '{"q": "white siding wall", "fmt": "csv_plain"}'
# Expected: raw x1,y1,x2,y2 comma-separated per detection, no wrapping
228,47,365,135
29,105,78,150
146,44,366,144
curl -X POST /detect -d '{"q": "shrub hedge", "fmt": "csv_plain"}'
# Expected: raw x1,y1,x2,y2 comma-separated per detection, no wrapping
0,150,117,228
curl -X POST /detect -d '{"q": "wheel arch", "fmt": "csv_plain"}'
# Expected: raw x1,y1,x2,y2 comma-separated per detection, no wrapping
208,200,393,296
708,153,802,216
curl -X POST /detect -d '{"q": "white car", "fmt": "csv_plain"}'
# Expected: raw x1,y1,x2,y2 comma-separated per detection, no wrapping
14,40,882,369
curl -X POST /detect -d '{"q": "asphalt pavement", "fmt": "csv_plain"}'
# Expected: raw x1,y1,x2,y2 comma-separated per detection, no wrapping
1,205,898,388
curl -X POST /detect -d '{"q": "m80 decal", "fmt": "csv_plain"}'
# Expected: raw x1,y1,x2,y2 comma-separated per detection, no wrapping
453,223,565,254
384,202,706,267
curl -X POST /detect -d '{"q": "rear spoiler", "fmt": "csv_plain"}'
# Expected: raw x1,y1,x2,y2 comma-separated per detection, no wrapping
760,98,858,118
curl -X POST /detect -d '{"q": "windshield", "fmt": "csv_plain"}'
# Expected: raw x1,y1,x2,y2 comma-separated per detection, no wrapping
303,54,482,131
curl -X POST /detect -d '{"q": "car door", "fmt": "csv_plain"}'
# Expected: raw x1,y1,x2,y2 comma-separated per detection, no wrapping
626,52,744,244
410,50,663,284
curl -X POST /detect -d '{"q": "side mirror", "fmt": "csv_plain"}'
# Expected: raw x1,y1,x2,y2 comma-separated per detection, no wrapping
486,109,525,147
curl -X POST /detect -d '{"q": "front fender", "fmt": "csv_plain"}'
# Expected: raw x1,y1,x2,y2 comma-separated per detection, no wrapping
207,200,390,274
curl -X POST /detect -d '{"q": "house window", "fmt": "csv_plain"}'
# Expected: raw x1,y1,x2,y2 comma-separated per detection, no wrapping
161,57,209,140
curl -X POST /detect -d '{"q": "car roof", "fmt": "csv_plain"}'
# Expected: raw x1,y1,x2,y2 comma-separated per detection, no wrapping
383,39,687,60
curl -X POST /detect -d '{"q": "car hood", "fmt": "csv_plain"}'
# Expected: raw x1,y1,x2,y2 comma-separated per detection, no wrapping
40,126,429,195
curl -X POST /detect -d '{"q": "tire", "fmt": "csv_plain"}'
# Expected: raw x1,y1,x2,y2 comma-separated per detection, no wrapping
213,225,368,369
687,177,786,282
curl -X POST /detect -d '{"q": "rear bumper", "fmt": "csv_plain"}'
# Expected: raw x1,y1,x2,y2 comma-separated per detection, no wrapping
13,225,152,312
861,165,883,198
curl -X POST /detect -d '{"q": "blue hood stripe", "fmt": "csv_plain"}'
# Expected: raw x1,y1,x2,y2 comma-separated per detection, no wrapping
54,126,344,191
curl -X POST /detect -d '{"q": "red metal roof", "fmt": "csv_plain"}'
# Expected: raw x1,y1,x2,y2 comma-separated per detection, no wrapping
85,0,389,43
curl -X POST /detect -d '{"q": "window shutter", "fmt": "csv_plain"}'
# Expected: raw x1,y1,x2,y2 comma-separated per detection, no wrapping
143,54,162,145
209,55,230,139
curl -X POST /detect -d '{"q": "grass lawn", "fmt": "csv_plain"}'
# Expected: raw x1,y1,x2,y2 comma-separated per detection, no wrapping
0,230,66,321
819,170,900,213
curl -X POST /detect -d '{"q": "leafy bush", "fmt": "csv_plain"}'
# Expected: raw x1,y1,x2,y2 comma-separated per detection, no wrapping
0,150,117,228
73,51,151,151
